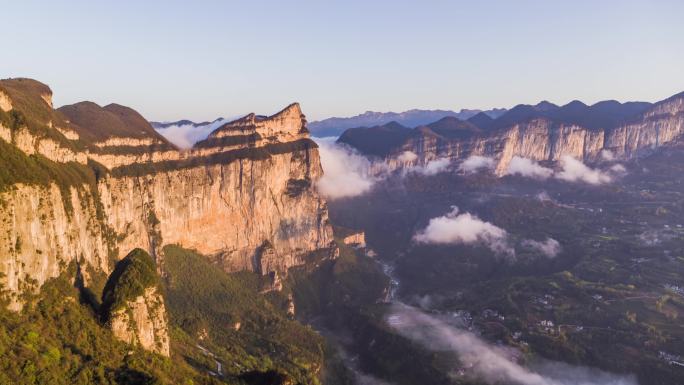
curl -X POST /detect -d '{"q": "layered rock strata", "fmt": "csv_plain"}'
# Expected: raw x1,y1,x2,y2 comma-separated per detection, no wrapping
0,78,334,308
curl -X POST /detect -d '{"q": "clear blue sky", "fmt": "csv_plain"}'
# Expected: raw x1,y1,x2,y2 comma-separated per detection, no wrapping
2,0,683,121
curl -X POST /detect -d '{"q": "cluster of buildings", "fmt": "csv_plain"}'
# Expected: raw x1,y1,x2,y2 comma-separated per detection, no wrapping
664,284,684,297
659,351,684,367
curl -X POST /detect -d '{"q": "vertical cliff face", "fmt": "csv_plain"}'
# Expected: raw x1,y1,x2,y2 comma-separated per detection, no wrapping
98,136,333,274
350,92,684,175
108,286,170,356
102,249,170,356
0,184,110,310
0,78,334,308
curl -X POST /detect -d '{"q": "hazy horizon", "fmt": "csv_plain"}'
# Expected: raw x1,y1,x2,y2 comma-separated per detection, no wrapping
2,0,683,122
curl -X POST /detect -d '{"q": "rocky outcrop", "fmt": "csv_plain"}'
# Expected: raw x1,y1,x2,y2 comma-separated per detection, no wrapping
109,286,170,356
102,249,170,356
0,123,10,142
361,92,684,174
0,78,334,306
342,231,366,248
11,128,88,164
0,90,12,111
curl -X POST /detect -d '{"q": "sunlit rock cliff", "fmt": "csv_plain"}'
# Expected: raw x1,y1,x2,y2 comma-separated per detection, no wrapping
0,78,334,310
339,92,684,174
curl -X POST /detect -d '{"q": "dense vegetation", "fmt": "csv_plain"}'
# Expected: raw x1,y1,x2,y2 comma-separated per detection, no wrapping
326,144,684,384
101,249,159,318
0,79,79,150
57,101,174,149
0,267,216,385
162,245,325,384
285,238,397,385
0,139,95,195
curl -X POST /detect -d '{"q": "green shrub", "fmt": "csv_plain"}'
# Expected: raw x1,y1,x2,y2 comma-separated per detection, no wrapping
101,248,158,318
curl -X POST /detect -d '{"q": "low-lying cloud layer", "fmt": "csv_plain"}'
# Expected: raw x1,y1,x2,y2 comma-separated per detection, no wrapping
411,158,451,176
155,119,230,149
413,207,513,256
397,150,419,163
459,155,495,174
315,138,378,200
555,155,613,185
522,238,562,258
504,155,625,185
506,156,554,179
414,207,564,259
600,149,615,161
386,304,638,385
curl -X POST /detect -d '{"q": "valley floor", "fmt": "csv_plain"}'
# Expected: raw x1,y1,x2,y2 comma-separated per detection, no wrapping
322,144,684,385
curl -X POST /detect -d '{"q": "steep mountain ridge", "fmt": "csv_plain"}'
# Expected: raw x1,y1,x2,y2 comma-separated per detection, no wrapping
308,107,507,137
150,118,223,129
0,78,335,312
338,93,683,174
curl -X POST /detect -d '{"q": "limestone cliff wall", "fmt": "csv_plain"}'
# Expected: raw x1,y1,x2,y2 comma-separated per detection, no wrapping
109,287,170,356
98,145,334,273
0,92,334,305
384,95,684,174
0,184,110,310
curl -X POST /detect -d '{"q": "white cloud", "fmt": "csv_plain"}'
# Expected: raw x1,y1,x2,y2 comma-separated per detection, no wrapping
397,150,418,163
600,149,615,161
155,118,232,149
536,191,552,202
459,155,495,174
506,156,554,179
610,164,626,174
555,156,612,185
387,303,638,385
522,238,561,258
412,158,451,176
315,138,377,200
414,207,513,256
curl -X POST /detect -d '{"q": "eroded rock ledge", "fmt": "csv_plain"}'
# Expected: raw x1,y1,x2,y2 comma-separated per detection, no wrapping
0,78,335,307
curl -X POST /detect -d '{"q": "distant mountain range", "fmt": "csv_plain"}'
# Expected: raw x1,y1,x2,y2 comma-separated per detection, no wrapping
336,93,684,177
483,99,653,131
150,118,231,149
307,108,507,138
149,118,223,129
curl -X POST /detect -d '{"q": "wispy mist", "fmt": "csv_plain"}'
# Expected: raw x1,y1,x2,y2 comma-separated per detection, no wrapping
506,156,554,179
555,156,613,185
522,238,562,258
315,137,378,200
411,158,451,176
386,304,638,385
397,150,419,163
155,119,230,149
458,155,495,174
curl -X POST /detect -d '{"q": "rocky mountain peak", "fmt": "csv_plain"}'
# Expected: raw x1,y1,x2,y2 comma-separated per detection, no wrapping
58,101,173,148
645,91,684,118
534,100,559,111
0,78,53,107
204,102,307,147
101,248,170,356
